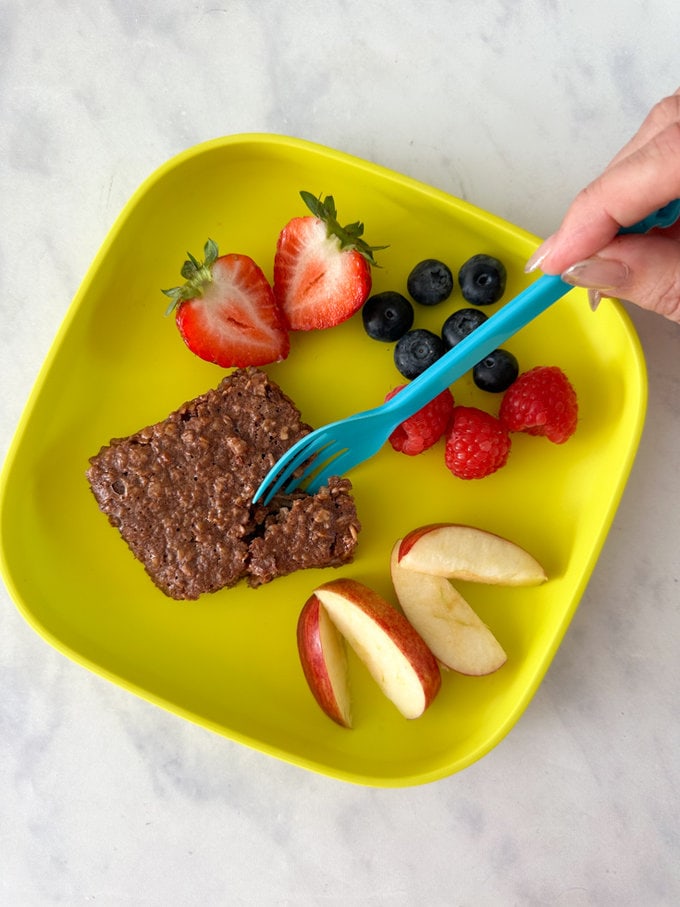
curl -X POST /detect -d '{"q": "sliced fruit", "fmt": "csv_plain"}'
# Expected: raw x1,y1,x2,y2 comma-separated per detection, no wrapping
162,239,289,368
313,578,441,720
397,523,547,586
274,191,386,331
390,544,507,675
297,593,352,728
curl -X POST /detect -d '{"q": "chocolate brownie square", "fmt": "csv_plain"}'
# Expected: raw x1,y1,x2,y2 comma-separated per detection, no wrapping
86,367,361,599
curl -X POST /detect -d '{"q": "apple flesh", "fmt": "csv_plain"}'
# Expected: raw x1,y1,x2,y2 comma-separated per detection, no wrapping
312,578,441,720
297,593,352,727
390,544,507,675
398,523,546,586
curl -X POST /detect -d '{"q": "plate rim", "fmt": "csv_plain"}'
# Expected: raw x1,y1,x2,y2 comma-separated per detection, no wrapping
0,133,648,786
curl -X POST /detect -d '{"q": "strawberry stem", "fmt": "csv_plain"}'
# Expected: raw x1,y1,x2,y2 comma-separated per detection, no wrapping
162,239,219,315
300,191,388,267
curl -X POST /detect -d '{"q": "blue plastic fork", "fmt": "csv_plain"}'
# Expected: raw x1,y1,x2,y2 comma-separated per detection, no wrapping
254,198,680,505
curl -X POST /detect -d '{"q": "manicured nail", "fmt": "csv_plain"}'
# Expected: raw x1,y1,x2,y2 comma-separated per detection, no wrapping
525,236,555,274
588,289,603,311
561,257,631,290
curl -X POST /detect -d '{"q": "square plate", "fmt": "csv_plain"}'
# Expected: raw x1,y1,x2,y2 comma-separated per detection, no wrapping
0,135,646,786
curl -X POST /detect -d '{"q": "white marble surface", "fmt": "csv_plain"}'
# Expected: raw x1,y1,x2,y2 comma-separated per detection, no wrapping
1,2,679,904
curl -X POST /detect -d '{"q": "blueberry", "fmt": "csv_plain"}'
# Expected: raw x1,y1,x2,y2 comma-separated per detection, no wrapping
407,259,454,306
362,291,414,342
394,329,445,379
458,254,507,306
442,307,488,349
473,348,519,393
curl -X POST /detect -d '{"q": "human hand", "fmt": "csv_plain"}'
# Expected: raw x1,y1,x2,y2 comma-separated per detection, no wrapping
525,88,680,322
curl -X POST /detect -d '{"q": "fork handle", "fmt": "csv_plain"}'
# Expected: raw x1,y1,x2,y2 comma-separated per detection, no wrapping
385,273,570,424
386,197,680,425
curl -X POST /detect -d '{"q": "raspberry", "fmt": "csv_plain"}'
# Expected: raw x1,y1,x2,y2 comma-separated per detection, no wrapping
444,406,511,479
499,366,578,444
386,386,454,455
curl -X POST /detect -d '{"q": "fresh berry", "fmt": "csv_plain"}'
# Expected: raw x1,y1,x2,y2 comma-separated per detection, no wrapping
407,259,454,306
385,385,455,455
499,366,578,443
362,291,414,342
162,239,289,368
273,191,386,331
458,254,507,306
394,329,445,379
444,406,511,479
473,348,519,393
441,307,488,349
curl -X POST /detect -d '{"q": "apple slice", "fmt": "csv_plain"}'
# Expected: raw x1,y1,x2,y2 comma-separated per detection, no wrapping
390,543,507,675
312,578,441,720
398,523,547,586
297,593,352,727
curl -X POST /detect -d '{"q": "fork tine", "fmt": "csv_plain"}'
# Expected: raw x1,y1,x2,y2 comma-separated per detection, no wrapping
254,465,292,506
254,427,339,505
254,434,318,504
281,438,348,495
304,447,357,494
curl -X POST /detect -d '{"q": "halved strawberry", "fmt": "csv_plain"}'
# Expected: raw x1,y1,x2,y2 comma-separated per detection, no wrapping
273,191,387,331
162,240,289,368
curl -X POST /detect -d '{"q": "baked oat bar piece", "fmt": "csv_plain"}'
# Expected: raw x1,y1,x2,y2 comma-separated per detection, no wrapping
86,367,360,600
248,477,360,587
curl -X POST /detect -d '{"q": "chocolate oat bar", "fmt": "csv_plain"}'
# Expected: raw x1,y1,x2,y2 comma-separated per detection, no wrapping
86,367,361,599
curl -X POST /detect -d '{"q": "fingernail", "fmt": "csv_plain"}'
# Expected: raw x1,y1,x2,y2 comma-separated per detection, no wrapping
588,289,603,311
525,236,555,274
561,257,631,290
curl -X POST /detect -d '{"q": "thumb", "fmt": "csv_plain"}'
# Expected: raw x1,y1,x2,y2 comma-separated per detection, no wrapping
560,233,680,322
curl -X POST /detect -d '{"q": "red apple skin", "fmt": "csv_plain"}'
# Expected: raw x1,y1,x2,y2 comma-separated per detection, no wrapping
297,593,351,728
314,578,441,712
397,523,546,585
398,523,451,560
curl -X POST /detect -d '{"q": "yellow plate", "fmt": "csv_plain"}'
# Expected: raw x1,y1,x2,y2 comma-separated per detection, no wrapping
0,135,646,786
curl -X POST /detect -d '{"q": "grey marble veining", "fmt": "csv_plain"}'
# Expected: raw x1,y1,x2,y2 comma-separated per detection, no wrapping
1,1,679,904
